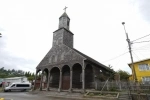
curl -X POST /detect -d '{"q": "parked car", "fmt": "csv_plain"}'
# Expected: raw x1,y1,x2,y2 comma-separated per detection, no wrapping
4,83,31,92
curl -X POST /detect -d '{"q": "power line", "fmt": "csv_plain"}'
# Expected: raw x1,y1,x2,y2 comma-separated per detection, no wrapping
102,51,128,63
134,50,148,59
132,34,150,42
133,40,150,44
132,51,140,61
132,43,150,50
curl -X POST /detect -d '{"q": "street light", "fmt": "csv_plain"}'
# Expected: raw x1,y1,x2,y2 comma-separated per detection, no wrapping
0,33,2,37
122,22,137,82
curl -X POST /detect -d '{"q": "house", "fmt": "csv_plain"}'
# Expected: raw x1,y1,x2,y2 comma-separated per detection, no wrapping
128,58,150,84
3,76,29,87
34,11,114,92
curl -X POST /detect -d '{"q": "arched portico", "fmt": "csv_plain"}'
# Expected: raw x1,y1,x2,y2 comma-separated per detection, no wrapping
72,63,82,89
50,67,60,88
41,68,48,89
33,69,42,90
85,64,94,89
62,65,70,90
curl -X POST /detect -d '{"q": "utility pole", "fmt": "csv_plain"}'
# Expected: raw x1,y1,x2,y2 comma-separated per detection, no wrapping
122,22,137,83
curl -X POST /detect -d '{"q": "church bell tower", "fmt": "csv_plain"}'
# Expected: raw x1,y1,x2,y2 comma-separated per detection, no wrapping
59,12,70,30
52,8,74,48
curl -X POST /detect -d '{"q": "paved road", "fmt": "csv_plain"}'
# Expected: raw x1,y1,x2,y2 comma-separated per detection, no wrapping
0,92,63,100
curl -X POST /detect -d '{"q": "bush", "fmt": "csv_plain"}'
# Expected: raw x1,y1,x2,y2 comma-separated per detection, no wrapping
109,87,117,91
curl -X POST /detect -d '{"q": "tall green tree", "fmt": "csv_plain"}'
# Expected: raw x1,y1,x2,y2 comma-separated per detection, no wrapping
0,67,33,78
117,70,130,80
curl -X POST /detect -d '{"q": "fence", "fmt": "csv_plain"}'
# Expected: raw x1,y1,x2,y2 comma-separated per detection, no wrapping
97,81,150,100
96,81,150,93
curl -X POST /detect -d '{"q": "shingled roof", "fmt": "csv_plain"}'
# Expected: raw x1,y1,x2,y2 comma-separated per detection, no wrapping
73,48,114,72
59,12,70,19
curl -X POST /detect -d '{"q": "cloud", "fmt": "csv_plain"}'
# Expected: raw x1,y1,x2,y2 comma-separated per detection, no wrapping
0,41,37,72
135,0,150,23
0,27,4,31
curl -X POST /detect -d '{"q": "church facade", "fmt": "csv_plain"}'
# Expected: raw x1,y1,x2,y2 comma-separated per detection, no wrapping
34,12,113,92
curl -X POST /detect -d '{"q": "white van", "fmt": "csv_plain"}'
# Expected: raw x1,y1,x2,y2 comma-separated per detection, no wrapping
4,83,31,92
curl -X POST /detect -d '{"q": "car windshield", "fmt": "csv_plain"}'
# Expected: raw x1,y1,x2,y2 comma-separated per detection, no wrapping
8,83,13,86
11,84,15,87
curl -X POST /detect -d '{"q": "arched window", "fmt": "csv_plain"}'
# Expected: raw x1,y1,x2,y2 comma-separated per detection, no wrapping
49,55,55,63
61,52,65,60
67,21,69,26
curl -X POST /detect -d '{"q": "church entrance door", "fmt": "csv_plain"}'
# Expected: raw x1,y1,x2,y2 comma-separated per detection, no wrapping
62,65,70,90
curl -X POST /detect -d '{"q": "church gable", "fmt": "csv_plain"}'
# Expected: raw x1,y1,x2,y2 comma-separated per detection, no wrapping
37,44,86,67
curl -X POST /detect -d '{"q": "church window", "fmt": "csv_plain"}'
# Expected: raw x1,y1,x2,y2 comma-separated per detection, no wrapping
49,55,55,63
55,55,57,62
67,21,69,26
49,57,51,63
61,52,65,60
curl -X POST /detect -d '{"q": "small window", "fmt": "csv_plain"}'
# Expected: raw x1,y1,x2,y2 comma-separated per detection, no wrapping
11,84,15,87
139,64,150,71
49,55,55,63
67,21,69,26
142,77,150,84
16,84,30,87
61,52,65,60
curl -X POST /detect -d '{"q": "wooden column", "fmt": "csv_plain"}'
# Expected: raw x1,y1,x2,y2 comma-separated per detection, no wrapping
46,70,50,91
58,71,62,92
82,61,85,93
69,70,72,92
39,71,43,91
82,69,85,93
33,70,38,90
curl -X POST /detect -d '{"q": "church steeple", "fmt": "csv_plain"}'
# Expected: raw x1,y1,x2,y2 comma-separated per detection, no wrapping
59,9,70,30
53,7,73,48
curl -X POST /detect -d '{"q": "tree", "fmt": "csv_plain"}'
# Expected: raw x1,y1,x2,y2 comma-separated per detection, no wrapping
0,67,28,78
27,76,34,82
117,70,130,81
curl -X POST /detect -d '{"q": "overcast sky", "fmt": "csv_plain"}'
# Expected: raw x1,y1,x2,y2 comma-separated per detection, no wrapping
0,0,150,73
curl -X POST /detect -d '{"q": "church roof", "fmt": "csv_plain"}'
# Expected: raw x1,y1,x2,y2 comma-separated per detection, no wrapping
59,12,70,19
73,48,114,72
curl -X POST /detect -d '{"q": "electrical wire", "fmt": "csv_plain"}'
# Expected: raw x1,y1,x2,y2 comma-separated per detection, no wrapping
102,51,129,63
133,40,150,44
132,43,150,50
132,51,140,61
132,34,150,42
102,34,150,64
134,51,147,59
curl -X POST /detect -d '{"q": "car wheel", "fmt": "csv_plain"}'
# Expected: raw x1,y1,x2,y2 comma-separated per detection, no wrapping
8,89,11,92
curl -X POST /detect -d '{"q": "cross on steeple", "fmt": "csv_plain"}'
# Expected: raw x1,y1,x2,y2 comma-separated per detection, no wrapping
63,6,68,12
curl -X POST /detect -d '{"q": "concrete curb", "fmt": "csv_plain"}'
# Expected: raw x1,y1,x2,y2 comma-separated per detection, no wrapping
46,95,107,100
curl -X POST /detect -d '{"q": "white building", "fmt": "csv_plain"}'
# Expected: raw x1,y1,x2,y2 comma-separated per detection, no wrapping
3,76,29,86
